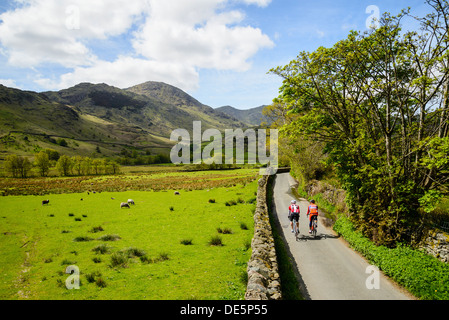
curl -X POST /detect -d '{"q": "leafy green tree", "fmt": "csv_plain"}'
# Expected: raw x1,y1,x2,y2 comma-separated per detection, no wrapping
56,155,73,176
34,151,50,177
4,155,32,178
270,1,449,246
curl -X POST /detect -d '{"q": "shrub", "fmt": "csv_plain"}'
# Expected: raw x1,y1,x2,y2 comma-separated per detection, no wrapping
217,227,233,234
95,277,107,288
225,200,237,207
123,247,147,258
90,226,104,233
110,252,129,268
333,216,449,300
92,257,102,263
240,222,248,230
61,258,76,266
157,252,170,262
92,244,111,254
73,236,93,242
86,272,101,283
209,199,216,203
140,255,153,264
246,197,257,204
180,239,193,245
98,234,121,242
209,235,223,246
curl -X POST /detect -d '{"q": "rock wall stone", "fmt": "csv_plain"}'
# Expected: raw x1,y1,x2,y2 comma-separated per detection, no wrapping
245,175,282,300
420,230,449,263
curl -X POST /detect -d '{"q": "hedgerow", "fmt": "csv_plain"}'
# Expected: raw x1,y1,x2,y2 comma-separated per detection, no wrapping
333,216,449,300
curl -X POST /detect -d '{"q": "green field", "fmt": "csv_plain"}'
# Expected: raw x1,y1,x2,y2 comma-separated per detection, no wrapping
0,170,259,300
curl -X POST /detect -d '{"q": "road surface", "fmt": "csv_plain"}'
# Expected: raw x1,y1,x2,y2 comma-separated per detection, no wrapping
272,173,413,300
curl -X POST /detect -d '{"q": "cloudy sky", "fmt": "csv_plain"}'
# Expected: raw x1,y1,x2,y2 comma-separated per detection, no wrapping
0,0,432,110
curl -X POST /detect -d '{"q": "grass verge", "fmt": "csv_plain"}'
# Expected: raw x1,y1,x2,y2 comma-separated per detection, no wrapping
333,216,449,300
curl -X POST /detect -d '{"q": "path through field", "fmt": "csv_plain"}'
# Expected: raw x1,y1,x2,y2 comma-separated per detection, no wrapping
272,173,413,300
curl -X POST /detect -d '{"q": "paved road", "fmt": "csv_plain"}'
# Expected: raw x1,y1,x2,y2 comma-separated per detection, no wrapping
272,173,413,300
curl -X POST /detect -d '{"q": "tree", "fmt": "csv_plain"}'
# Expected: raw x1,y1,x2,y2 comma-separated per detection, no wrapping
270,2,449,246
92,159,103,175
34,151,50,177
4,154,20,178
4,155,32,178
44,149,60,161
56,155,73,176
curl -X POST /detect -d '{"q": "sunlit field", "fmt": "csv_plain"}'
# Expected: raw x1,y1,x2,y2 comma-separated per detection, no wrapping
0,169,259,300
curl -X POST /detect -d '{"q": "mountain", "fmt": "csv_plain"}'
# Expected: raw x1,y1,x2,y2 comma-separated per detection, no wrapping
216,105,269,127
125,81,242,130
0,82,246,160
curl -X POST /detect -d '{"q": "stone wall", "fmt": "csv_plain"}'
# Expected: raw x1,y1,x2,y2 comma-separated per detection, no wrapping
420,230,449,263
305,179,347,215
245,175,282,300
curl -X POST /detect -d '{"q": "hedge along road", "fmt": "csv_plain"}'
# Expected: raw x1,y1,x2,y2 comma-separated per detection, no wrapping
272,173,413,300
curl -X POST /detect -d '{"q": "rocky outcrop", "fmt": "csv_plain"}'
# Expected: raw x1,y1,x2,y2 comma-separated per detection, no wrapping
245,175,282,300
420,230,449,263
305,179,347,214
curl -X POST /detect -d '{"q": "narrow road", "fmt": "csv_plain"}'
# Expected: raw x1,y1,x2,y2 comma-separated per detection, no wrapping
272,173,413,300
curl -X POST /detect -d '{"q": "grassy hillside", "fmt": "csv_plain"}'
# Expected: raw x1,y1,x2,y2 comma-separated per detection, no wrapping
0,82,248,161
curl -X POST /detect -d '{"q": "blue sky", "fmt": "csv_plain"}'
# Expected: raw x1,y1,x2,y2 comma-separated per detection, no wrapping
0,0,433,110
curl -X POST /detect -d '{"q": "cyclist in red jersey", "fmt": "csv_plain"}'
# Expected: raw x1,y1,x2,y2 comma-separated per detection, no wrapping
288,200,300,234
307,200,319,234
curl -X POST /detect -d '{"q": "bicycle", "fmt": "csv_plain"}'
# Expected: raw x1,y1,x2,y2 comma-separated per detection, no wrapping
293,217,300,241
311,218,318,238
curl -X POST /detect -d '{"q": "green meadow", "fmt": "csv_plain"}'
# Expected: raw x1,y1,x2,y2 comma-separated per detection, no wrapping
0,170,259,300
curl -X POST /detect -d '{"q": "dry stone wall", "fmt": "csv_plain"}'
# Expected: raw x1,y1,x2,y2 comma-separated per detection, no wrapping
420,230,449,263
245,175,282,300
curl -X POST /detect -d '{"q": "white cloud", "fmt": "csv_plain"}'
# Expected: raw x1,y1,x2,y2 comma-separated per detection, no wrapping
0,0,148,68
0,79,17,87
238,0,272,7
35,56,199,92
132,0,274,72
0,0,274,91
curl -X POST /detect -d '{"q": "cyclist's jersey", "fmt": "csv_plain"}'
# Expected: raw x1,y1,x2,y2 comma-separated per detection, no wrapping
289,204,300,214
307,204,318,216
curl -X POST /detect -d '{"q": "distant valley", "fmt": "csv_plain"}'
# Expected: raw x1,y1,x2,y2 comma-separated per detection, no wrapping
0,81,269,160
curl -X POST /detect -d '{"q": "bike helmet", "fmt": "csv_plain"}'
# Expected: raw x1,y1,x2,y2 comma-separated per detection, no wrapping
291,200,297,204
310,200,316,204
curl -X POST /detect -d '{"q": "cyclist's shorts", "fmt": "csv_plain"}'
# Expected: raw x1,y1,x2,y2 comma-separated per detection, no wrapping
289,213,300,222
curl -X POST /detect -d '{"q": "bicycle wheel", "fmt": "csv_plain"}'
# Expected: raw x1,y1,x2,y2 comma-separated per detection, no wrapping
295,222,300,240
312,221,317,238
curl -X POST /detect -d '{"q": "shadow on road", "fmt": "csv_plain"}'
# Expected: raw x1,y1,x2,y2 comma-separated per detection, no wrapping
295,232,339,242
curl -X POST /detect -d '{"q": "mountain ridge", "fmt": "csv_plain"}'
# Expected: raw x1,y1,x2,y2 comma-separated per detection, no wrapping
216,105,269,127
0,81,248,160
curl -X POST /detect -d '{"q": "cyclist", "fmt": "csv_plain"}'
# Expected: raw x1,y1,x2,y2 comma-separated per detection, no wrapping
307,200,319,234
288,200,300,234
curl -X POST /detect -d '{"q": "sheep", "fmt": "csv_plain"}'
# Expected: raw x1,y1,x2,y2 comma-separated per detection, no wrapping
128,199,135,205
42,200,50,206
120,202,130,209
